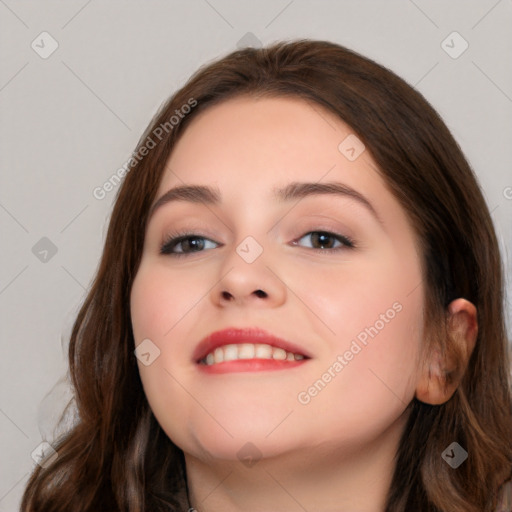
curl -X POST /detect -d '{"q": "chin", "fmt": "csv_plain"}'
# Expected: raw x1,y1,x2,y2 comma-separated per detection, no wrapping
163,408,306,462
181,429,303,464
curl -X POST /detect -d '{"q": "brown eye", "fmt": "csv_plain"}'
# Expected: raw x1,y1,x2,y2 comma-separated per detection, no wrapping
294,231,355,251
160,233,219,256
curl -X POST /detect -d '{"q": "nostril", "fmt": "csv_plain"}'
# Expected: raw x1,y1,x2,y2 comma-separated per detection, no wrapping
220,289,267,300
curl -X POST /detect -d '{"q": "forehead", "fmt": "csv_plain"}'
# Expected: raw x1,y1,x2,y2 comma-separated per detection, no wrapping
157,95,384,199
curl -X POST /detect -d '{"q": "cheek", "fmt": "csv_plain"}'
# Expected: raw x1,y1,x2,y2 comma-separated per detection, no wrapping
129,263,195,393
296,250,421,342
131,261,203,343
130,262,204,447
292,245,423,400
293,273,423,446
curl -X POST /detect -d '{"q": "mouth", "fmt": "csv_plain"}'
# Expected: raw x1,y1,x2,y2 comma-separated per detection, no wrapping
201,343,306,365
194,327,311,373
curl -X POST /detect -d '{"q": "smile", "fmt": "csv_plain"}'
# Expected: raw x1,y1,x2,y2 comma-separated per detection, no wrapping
194,326,311,373
200,343,305,365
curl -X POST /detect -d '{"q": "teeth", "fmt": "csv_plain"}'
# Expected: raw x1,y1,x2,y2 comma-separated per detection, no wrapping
214,347,224,364
272,347,287,360
202,343,305,365
238,343,255,359
255,344,272,358
224,345,238,362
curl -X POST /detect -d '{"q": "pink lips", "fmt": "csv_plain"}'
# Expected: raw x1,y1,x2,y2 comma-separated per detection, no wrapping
193,327,311,372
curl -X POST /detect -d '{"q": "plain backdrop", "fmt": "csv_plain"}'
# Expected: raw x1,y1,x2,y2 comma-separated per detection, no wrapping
0,1,511,510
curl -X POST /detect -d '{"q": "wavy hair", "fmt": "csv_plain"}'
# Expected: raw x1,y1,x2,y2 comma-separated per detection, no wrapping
20,39,512,511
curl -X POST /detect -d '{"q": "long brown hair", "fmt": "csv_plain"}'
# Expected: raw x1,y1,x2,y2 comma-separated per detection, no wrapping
20,39,512,512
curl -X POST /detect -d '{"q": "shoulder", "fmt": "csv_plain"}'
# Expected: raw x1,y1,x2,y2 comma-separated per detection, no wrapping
495,478,512,512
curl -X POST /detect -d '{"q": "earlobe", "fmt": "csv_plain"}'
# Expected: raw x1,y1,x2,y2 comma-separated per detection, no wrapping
415,298,478,406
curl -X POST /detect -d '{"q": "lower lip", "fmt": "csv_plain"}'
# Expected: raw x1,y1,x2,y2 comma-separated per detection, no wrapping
197,358,307,374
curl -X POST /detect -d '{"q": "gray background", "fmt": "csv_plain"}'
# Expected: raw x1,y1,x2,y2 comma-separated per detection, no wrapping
1,1,511,509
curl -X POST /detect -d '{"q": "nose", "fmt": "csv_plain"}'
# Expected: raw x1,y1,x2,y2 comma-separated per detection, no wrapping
210,239,287,308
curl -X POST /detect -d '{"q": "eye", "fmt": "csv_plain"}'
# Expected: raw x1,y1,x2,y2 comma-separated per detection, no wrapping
293,230,355,252
160,232,220,256
160,229,355,257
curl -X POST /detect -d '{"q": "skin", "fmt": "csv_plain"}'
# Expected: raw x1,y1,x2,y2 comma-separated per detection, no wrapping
130,96,477,512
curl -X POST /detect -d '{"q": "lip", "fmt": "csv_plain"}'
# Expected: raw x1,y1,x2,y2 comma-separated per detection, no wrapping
193,327,312,364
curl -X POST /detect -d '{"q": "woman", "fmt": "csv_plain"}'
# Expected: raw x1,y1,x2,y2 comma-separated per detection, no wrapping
21,39,512,511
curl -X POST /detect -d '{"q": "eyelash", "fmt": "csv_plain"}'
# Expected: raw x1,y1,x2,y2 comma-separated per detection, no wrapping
160,229,356,257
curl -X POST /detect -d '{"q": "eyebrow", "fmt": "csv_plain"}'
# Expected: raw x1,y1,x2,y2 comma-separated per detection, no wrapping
148,181,382,224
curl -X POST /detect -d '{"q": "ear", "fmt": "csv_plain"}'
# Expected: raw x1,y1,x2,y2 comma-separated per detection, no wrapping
415,298,478,405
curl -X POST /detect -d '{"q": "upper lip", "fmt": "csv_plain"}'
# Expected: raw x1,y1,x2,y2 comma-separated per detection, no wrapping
193,327,312,363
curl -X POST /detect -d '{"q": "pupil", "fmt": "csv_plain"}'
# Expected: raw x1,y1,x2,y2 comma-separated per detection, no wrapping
185,237,203,251
313,232,333,249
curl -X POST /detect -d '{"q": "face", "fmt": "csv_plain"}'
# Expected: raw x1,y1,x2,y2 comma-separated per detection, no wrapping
130,96,425,463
